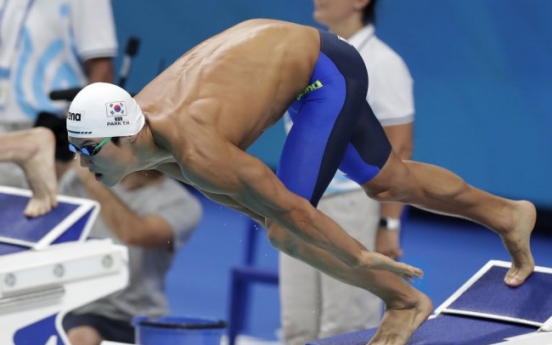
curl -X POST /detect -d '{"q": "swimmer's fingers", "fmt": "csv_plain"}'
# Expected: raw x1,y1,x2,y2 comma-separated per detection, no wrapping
363,251,424,281
395,262,424,282
388,261,424,282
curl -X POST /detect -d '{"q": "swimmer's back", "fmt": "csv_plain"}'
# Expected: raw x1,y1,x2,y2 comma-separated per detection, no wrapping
136,19,320,149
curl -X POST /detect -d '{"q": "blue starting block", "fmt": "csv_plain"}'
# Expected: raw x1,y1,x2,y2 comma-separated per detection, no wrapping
0,186,129,345
308,260,552,345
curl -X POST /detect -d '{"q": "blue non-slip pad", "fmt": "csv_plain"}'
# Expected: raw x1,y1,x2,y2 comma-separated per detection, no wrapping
446,266,552,323
0,242,27,256
0,192,78,244
307,314,536,345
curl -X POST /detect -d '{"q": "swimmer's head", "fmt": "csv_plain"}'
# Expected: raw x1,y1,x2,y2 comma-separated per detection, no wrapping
67,82,144,139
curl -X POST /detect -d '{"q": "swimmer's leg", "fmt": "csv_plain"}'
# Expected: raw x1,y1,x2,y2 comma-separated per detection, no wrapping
0,128,58,217
340,101,535,288
362,151,535,288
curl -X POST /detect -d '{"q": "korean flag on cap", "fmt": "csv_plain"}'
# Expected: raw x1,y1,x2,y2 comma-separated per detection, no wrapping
106,101,127,117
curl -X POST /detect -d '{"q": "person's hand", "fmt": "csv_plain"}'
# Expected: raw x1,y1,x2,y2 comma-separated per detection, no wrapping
362,250,423,282
376,228,403,260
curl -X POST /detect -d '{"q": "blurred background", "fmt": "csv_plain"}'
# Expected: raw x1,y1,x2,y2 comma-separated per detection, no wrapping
112,0,552,210
105,0,552,342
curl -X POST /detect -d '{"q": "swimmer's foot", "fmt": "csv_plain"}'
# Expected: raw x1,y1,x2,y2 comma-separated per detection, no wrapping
363,251,424,282
501,200,536,287
17,128,58,217
367,291,432,345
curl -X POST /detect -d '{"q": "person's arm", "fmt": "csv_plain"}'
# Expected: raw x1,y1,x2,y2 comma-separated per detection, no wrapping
71,0,117,84
85,57,115,84
157,162,266,224
377,122,413,259
179,135,376,269
367,50,415,259
72,163,174,248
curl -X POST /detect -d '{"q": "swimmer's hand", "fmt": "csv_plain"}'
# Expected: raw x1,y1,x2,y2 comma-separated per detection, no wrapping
362,251,423,282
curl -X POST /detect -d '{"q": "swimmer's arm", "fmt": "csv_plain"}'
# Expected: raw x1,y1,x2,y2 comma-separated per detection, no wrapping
200,191,266,225
180,140,366,268
157,162,266,224
157,163,192,183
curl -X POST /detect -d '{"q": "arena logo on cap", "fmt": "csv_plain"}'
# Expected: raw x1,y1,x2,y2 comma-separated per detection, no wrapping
67,111,82,121
105,101,127,117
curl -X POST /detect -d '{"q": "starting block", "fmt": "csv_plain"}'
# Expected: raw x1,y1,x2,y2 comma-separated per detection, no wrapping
0,186,129,345
308,260,552,345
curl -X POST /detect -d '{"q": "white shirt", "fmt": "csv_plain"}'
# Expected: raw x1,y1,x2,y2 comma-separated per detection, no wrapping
0,0,118,127
349,24,414,126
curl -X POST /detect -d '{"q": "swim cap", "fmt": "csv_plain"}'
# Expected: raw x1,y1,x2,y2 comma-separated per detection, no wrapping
66,82,145,138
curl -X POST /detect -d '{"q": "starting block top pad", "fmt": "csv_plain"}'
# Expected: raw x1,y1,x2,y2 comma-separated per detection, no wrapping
306,314,535,345
309,260,552,345
0,186,99,253
436,260,552,326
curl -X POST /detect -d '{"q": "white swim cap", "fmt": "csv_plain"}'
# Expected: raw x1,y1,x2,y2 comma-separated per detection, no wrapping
67,82,145,138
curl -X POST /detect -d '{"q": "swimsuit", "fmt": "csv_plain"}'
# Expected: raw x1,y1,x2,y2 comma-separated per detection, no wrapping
277,30,392,206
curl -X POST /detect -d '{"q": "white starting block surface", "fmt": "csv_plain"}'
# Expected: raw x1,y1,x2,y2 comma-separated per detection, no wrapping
0,187,129,345
308,260,552,345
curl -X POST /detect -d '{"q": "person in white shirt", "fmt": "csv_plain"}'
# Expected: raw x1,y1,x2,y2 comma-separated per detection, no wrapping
0,0,118,188
279,1,415,343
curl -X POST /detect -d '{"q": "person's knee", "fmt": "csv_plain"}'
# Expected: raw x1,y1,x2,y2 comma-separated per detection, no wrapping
67,326,103,345
364,156,414,202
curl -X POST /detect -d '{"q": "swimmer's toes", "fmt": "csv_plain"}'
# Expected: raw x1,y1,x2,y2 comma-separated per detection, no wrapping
23,203,38,218
23,199,51,218
505,266,533,287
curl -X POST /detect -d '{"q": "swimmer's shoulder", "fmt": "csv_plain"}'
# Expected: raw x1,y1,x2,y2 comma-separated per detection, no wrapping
229,18,319,41
218,19,319,60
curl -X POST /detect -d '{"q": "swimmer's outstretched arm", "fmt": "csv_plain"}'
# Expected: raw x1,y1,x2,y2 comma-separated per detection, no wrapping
0,128,58,217
157,162,266,224
177,136,415,273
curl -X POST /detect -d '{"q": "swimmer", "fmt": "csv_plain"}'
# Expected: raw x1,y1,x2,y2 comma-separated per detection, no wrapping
66,19,536,345
0,127,58,217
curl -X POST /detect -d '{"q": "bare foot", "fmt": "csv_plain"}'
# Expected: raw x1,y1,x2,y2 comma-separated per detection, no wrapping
363,251,424,282
501,200,536,287
368,291,433,345
17,128,58,217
